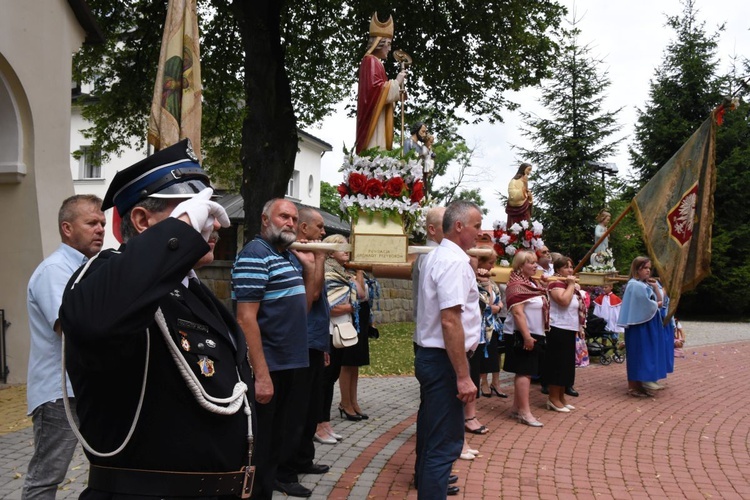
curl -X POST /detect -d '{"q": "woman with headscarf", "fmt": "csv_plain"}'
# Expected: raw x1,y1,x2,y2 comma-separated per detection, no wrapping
316,234,365,445
502,250,549,427
543,256,585,413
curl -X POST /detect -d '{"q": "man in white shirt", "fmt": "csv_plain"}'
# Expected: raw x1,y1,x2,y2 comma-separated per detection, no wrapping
413,200,482,499
535,246,554,276
24,195,105,499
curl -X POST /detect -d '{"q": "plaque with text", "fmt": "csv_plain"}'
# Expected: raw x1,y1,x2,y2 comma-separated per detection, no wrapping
352,233,408,264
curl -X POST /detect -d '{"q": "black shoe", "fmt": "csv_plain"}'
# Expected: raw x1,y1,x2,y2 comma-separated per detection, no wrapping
448,474,458,484
447,485,460,496
298,463,330,474
273,480,312,498
565,387,579,397
540,385,549,395
338,407,363,421
355,410,369,420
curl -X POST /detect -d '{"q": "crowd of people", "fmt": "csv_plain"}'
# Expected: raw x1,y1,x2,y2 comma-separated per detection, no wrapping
23,141,681,500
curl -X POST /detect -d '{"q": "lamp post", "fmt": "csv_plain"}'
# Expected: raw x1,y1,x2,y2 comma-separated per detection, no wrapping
588,161,618,204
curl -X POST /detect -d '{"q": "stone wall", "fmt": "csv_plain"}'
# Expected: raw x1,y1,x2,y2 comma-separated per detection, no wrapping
196,261,415,324
196,260,234,311
371,278,414,324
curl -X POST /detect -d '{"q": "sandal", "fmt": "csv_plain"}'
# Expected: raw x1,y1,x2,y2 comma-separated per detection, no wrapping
627,389,652,398
464,416,489,435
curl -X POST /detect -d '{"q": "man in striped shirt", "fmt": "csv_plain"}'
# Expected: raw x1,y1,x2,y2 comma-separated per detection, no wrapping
233,198,318,499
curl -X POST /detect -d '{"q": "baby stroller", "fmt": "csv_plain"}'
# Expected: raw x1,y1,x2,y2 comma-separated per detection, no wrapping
585,314,625,365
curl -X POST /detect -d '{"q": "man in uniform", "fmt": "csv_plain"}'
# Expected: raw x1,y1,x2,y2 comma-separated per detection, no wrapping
232,199,319,499
414,200,482,499
60,139,255,498
24,195,105,499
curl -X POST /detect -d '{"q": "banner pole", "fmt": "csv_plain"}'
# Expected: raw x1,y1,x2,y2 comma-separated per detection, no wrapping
574,205,632,274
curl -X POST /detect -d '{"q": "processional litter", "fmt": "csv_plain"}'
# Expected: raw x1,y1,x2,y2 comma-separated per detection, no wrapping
293,12,490,278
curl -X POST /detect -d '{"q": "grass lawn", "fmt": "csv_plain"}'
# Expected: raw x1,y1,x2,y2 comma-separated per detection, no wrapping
360,322,416,377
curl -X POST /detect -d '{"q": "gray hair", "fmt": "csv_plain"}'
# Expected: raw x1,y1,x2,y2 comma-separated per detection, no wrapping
442,200,480,235
298,206,320,225
120,197,171,242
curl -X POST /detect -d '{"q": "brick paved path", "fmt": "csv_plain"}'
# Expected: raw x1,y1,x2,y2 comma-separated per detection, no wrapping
1,322,749,499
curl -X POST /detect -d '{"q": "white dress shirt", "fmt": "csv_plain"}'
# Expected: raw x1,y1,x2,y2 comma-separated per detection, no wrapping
414,239,481,352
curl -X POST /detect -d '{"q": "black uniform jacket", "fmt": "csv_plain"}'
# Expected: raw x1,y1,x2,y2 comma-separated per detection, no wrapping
60,218,254,477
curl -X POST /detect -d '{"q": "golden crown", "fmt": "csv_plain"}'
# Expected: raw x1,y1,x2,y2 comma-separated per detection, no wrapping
369,12,394,38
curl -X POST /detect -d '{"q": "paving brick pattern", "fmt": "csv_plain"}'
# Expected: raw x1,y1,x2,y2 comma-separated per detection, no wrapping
1,321,748,499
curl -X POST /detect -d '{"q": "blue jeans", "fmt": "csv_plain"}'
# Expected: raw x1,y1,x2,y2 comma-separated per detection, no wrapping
23,399,79,500
414,347,463,499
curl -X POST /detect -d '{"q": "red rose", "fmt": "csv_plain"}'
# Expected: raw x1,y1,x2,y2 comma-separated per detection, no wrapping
410,180,425,203
508,234,517,244
364,178,385,197
384,177,405,197
525,230,533,241
337,183,349,197
348,172,367,193
493,229,504,239
494,243,505,256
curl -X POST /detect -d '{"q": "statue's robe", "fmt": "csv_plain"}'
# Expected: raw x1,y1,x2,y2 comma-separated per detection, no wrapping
355,55,400,154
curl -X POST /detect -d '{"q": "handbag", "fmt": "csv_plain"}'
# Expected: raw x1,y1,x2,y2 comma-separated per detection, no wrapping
330,314,359,349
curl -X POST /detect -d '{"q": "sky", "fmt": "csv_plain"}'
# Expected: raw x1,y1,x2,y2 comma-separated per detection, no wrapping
307,0,750,229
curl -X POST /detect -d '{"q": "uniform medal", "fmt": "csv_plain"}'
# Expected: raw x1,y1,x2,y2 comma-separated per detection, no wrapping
178,330,190,351
198,356,215,377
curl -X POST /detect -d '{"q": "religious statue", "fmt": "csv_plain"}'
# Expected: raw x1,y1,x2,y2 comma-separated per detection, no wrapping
355,13,408,154
590,209,613,267
403,121,426,157
505,163,533,226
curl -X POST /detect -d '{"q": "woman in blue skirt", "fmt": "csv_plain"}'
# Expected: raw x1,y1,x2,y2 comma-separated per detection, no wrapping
617,256,667,397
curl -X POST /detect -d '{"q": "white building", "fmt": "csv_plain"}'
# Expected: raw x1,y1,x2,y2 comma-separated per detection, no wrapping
0,0,103,385
70,93,333,249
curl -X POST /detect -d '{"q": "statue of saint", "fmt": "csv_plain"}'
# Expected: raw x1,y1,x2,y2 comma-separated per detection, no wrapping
590,209,612,266
355,13,408,154
403,122,426,157
505,163,533,226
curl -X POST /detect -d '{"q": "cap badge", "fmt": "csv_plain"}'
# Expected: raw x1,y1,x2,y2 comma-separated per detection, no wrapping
185,139,198,161
181,337,191,351
205,339,216,348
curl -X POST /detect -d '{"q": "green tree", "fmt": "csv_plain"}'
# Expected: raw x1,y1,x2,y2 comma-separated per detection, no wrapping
623,0,750,316
514,22,623,261
74,0,566,240
319,181,345,220
627,0,725,190
680,64,750,315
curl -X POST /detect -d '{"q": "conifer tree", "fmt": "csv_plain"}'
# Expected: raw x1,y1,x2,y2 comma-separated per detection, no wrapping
515,22,622,261
628,0,725,189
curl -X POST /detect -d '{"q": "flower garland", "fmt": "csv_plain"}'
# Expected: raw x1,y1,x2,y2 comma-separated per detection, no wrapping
337,153,425,235
582,247,617,273
492,219,545,265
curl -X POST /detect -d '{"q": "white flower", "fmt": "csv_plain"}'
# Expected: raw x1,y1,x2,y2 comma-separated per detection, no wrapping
520,220,529,229
509,223,522,234
493,220,506,231
532,221,543,235
506,246,517,256
500,259,510,267
499,234,511,245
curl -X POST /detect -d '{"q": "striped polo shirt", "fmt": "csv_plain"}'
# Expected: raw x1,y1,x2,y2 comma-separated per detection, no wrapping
232,236,309,372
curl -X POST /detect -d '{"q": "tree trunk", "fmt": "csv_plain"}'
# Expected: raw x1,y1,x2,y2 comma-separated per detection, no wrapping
231,0,297,244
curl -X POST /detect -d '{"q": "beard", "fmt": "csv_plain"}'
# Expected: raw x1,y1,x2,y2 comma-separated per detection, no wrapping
267,223,297,249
